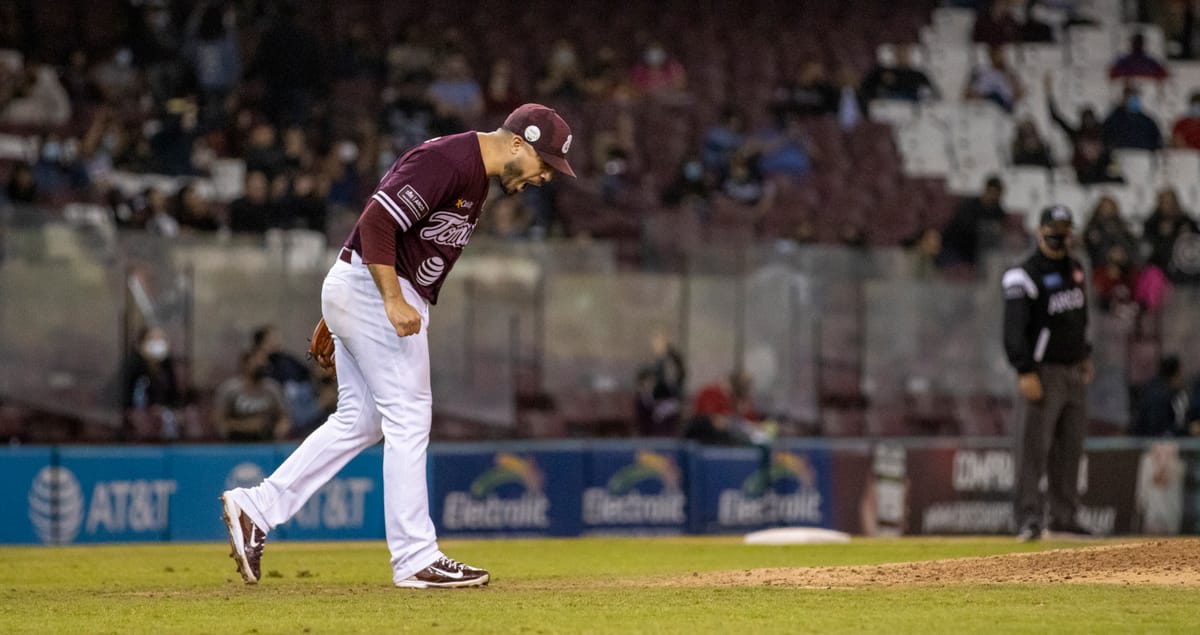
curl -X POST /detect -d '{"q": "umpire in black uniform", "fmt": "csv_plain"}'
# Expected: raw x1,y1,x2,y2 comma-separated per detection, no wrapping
1002,205,1094,541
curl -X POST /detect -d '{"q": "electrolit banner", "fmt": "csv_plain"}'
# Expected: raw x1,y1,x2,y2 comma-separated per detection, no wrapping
688,445,832,534
582,443,688,535
167,446,278,542
430,446,584,537
275,444,386,540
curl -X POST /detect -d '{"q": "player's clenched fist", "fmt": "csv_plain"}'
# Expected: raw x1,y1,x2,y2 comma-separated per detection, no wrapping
385,299,422,337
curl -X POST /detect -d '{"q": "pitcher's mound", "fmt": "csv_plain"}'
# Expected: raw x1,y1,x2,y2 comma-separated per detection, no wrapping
662,539,1200,588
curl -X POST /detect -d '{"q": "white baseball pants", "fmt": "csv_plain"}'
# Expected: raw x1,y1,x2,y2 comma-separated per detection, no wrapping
230,254,442,583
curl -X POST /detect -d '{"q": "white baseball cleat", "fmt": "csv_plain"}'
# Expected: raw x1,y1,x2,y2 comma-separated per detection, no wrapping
221,491,267,584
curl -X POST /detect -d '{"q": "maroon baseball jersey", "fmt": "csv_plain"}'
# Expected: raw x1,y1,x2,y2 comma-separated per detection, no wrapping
344,132,488,304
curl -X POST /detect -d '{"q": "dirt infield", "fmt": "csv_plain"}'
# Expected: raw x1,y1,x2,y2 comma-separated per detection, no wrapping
655,540,1200,588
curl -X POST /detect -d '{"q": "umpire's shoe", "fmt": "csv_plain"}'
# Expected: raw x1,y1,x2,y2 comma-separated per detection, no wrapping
395,556,490,589
221,491,267,584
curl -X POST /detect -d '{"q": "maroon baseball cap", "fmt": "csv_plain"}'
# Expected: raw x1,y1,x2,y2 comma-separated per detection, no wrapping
503,103,576,177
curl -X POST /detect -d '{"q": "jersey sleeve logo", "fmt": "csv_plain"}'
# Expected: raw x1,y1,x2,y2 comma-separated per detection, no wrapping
396,185,429,217
372,184,430,231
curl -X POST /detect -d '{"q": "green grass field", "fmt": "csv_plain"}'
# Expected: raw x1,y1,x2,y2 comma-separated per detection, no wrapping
1,537,1196,634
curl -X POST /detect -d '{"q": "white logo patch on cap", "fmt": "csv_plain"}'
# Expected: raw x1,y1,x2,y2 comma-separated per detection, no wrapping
561,134,572,154
524,125,541,143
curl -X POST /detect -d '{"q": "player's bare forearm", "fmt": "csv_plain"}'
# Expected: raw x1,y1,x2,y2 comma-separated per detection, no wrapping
367,263,422,337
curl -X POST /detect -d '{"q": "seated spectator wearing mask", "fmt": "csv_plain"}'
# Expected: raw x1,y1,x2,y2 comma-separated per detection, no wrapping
1103,87,1163,151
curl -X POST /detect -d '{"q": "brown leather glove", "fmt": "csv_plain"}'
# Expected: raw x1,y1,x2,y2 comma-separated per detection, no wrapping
308,317,336,373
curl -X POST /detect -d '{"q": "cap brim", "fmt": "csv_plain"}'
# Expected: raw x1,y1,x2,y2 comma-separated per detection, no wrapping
538,151,576,178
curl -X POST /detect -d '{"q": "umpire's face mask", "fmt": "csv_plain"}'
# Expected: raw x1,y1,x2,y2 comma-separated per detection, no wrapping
1043,232,1069,251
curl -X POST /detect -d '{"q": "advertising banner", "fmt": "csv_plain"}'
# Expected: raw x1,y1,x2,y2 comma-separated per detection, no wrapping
54,447,173,544
430,445,584,537
275,444,387,541
904,444,1140,536
688,445,832,534
6,447,56,545
581,442,689,535
167,446,279,542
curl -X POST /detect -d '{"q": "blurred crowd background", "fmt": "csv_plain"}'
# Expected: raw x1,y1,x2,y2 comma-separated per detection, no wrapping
1,0,1200,445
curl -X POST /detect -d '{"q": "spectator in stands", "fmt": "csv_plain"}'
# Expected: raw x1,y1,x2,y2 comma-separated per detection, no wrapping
0,62,72,127
380,73,435,153
1150,0,1196,60
859,44,938,104
1170,92,1200,149
1092,243,1140,317
229,170,278,233
1083,195,1137,266
386,24,437,86
583,45,624,100
129,0,185,103
903,226,944,278
1132,356,1189,436
683,370,771,446
703,106,747,178
598,144,634,206
753,115,813,180
427,53,484,135
484,58,524,119
331,21,383,80
1109,33,1170,81
634,331,686,437
144,187,180,238
184,1,241,127
973,0,1023,46
538,39,586,102
122,326,183,440
966,46,1024,112
662,155,713,220
250,3,322,125
937,175,1006,268
90,47,140,108
32,135,87,199
1010,118,1054,167
1103,86,1163,151
771,61,837,125
173,183,220,233
243,122,286,178
1046,78,1122,183
151,98,202,176
482,195,532,240
835,66,863,132
629,40,687,99
4,161,36,204
253,324,322,433
288,172,330,233
212,349,290,442
1142,187,1200,271
721,151,775,229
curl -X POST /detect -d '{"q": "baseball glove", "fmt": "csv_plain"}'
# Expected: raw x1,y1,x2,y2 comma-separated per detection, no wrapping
308,317,336,372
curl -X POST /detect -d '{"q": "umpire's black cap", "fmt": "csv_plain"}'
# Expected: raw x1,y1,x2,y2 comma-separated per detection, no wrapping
1039,205,1074,228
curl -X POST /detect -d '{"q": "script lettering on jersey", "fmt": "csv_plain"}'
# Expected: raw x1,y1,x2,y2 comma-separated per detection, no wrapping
1047,288,1085,315
420,210,476,248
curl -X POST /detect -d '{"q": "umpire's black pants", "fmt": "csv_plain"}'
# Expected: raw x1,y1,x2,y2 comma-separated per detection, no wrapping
1014,362,1088,531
